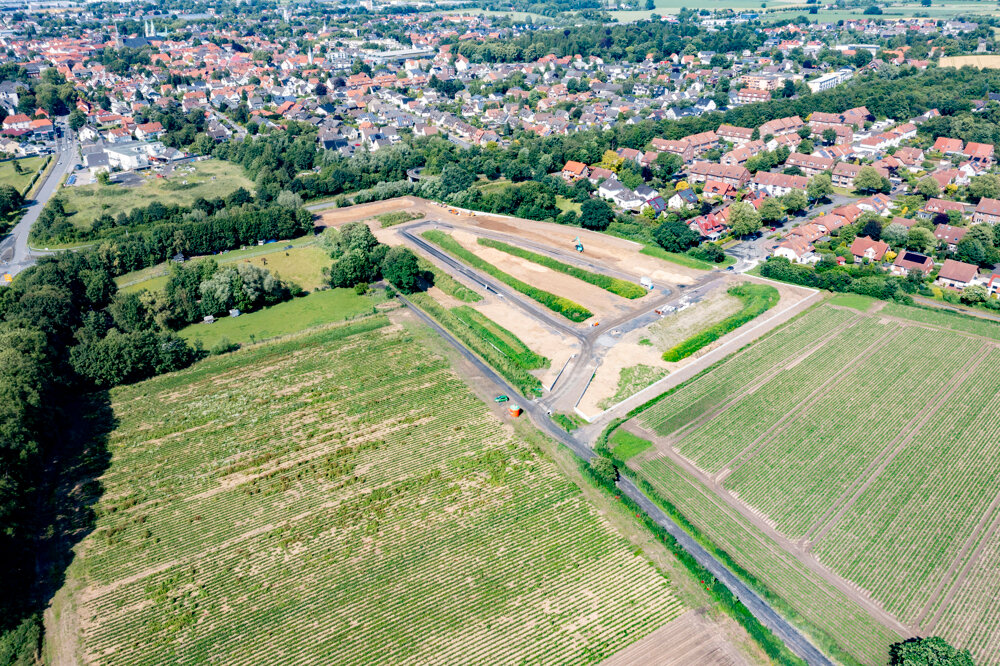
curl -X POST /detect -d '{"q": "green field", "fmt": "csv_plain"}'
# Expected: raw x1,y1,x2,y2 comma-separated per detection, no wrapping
62,160,252,230
117,236,325,294
0,155,50,195
179,287,383,348
827,293,875,311
56,317,686,664
628,302,1000,664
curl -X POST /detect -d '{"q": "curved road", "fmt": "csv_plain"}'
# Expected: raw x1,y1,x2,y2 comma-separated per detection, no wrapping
0,118,79,278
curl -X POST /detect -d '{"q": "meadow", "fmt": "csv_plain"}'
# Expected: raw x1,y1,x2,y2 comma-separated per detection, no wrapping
0,155,50,195
58,317,687,664
628,301,1000,665
62,159,252,230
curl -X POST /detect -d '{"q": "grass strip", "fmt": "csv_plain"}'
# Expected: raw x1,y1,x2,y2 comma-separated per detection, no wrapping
477,237,646,299
608,429,654,461
376,211,423,227
408,292,546,396
662,284,779,362
417,257,482,303
422,230,592,322
641,244,716,271
552,412,586,432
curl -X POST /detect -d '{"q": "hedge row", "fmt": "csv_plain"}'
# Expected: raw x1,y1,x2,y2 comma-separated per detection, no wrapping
422,230,593,322
662,283,779,362
477,237,647,299
407,292,545,396
452,305,549,371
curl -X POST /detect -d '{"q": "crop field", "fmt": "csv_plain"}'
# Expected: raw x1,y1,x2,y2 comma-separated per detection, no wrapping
58,316,688,665
628,301,1000,664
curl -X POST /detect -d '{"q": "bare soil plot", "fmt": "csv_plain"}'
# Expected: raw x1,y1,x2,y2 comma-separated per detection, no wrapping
648,290,744,352
598,610,749,666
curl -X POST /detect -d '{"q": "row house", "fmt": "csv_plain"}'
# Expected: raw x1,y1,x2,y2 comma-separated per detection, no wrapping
722,140,765,166
717,124,754,145
651,138,694,162
831,162,887,189
785,152,835,176
759,115,804,138
735,88,771,104
687,161,750,188
686,130,719,155
751,171,808,197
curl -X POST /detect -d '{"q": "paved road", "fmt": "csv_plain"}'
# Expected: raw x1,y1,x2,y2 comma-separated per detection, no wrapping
399,220,724,413
396,289,834,666
0,119,79,277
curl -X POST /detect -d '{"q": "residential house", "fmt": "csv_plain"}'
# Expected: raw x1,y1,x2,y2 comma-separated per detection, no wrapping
651,137,694,162
932,136,964,154
686,130,719,155
667,187,699,210
933,224,968,252
717,124,754,144
774,237,817,264
561,160,589,181
921,198,965,220
973,197,1000,225
758,115,804,138
964,141,994,165
785,152,835,176
856,194,892,216
936,258,979,289
703,180,736,199
587,167,616,185
850,235,889,262
891,250,935,275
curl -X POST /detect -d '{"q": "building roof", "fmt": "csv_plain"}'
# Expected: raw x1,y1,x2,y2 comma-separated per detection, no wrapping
849,235,889,260
938,258,979,283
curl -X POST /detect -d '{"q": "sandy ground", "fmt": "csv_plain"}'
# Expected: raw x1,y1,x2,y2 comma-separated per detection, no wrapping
598,609,749,666
649,291,743,352
316,197,704,288
472,293,580,389
448,228,636,319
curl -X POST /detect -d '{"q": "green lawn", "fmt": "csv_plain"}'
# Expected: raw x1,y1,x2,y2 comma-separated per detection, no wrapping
63,159,252,230
179,288,383,348
827,293,875,312
555,196,582,215
609,429,654,462
0,156,49,195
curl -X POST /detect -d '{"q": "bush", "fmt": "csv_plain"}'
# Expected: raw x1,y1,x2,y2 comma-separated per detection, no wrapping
662,284,779,362
209,338,241,355
354,282,369,295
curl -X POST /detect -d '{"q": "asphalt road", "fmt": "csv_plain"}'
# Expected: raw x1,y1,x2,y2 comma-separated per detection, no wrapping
396,289,834,666
399,220,724,413
0,119,79,277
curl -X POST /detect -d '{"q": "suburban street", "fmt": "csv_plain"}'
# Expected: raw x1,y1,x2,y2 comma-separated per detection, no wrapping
0,117,78,277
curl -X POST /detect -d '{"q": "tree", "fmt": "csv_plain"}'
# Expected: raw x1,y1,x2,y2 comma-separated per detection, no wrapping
854,166,890,194
653,219,699,252
655,151,684,176
915,176,940,200
796,139,814,155
907,226,936,253
859,216,883,241
961,284,987,304
381,246,421,294
728,202,761,237
0,184,23,216
68,109,86,131
645,0,655,8
822,128,837,145
882,222,909,247
889,637,973,666
955,237,988,266
590,456,618,485
439,164,475,197
579,199,614,231
968,174,1000,202
807,173,833,202
781,190,808,213
758,197,786,223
